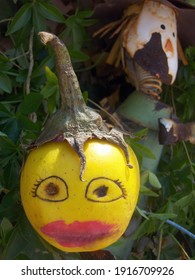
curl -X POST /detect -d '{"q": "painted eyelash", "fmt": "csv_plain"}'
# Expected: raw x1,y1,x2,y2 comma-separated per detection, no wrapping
34,178,43,186
114,179,127,197
31,187,37,197
31,178,43,197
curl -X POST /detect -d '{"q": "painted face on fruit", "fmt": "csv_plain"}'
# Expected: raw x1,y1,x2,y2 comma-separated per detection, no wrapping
20,140,140,252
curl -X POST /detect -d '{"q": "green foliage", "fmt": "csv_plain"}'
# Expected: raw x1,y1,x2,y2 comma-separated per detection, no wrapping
61,9,97,63
0,0,96,260
0,0,195,260
163,47,195,121
184,0,195,6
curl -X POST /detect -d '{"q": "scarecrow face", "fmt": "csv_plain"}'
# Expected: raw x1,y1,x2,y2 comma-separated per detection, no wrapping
124,0,178,84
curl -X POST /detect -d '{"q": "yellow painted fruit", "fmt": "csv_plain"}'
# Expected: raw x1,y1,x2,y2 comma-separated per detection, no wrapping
20,139,140,252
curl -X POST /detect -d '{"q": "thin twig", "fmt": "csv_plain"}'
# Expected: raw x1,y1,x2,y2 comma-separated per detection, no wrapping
169,233,190,259
25,28,34,95
0,50,23,70
76,53,106,72
157,228,163,260
88,98,124,129
10,51,29,61
182,141,195,176
0,18,12,24
25,28,37,123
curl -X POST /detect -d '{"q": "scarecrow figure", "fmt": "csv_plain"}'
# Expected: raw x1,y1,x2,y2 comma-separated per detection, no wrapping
122,0,178,97
94,0,195,150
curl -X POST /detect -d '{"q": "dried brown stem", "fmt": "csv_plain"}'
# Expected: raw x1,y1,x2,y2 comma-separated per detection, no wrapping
33,32,132,180
26,28,34,95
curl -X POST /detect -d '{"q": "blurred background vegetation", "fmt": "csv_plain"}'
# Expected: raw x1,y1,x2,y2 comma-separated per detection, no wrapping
0,0,194,260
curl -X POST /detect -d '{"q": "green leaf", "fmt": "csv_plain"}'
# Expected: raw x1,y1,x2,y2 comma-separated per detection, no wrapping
38,2,65,23
128,139,156,159
72,25,86,50
6,3,32,35
17,114,40,132
18,213,54,260
132,219,158,240
80,18,97,27
148,212,177,221
19,92,43,115
2,226,28,260
77,10,94,18
140,170,149,185
0,103,12,122
174,192,195,209
0,133,18,157
32,5,47,34
64,10,94,53
148,172,162,189
32,56,54,78
82,91,88,103
65,14,77,26
140,185,159,197
3,117,21,143
134,128,149,139
136,206,149,220
0,190,20,219
0,154,14,168
65,10,96,27
0,56,12,72
0,218,13,236
3,158,21,190
11,22,32,48
69,49,90,62
41,84,58,99
0,73,12,93
47,93,58,114
1,212,66,260
40,67,59,99
45,66,58,84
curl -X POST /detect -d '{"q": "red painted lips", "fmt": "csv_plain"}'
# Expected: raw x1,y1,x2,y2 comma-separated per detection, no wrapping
41,220,115,247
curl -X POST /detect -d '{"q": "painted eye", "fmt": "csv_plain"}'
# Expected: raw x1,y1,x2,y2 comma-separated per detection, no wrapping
172,32,175,37
85,177,126,202
160,24,166,30
32,176,68,202
93,185,108,198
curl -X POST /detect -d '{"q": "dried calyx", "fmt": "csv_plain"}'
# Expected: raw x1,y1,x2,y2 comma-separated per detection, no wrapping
32,32,132,180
